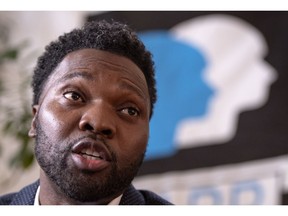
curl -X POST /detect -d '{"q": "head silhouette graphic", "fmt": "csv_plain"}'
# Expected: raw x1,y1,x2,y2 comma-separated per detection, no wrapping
140,14,276,160
140,31,214,159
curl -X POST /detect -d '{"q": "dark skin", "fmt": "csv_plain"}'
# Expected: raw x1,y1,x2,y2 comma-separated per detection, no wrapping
28,49,151,205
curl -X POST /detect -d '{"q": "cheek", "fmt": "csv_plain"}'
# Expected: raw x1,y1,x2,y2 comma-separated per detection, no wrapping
117,124,149,160
38,102,74,140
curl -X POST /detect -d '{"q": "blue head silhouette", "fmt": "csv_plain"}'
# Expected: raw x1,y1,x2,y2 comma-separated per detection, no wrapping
139,31,214,160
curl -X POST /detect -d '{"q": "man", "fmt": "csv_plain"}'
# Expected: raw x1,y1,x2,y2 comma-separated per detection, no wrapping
0,20,171,205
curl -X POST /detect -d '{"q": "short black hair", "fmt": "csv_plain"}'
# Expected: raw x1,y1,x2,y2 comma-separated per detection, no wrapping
32,20,156,118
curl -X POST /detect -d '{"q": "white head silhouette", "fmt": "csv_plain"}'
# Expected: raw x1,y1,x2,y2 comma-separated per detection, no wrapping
171,14,277,148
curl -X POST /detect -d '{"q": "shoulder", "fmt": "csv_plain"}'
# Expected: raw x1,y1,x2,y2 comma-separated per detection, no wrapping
0,192,17,205
139,189,173,205
0,180,39,205
120,184,172,205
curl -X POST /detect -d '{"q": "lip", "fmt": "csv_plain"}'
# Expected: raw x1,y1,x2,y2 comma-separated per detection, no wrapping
71,138,112,172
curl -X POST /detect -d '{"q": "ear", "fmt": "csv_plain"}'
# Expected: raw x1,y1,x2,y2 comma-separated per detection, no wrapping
28,105,39,138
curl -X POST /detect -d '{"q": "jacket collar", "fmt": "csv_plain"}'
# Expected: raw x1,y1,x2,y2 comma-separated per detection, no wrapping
10,180,39,205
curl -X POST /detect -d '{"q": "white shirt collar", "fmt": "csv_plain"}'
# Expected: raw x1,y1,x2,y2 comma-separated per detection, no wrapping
34,186,40,206
34,186,122,205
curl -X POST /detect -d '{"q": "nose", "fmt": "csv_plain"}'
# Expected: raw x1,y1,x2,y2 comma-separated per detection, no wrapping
79,102,116,138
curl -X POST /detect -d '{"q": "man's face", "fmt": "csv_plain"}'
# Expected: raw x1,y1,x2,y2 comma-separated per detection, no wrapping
29,49,150,203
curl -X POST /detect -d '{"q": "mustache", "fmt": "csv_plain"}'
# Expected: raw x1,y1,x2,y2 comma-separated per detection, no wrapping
69,134,117,162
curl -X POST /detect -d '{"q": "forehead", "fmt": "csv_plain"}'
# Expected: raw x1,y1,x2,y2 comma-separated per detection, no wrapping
54,48,146,81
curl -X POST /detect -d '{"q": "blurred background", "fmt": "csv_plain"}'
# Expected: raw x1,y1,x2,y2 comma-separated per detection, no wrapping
0,11,287,205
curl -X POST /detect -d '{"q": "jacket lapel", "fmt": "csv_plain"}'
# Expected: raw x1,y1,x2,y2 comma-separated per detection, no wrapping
119,184,145,205
10,180,39,205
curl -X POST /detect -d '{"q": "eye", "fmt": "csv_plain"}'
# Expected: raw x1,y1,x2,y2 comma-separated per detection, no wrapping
63,91,83,102
121,107,140,117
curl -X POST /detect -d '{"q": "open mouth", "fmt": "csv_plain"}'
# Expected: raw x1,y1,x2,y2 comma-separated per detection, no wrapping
72,139,111,161
71,138,112,171
79,149,104,160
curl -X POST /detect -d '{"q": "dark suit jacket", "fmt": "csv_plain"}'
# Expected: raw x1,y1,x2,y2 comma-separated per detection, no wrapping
0,180,172,205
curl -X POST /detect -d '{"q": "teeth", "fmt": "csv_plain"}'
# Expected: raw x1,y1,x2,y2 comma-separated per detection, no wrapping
82,155,101,160
80,149,101,159
86,149,93,155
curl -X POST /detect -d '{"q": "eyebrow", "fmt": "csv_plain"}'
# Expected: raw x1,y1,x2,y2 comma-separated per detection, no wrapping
58,71,94,83
57,71,148,100
119,81,148,101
